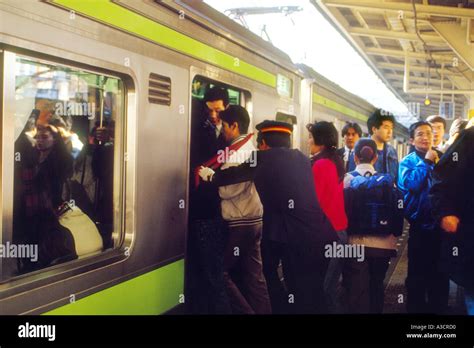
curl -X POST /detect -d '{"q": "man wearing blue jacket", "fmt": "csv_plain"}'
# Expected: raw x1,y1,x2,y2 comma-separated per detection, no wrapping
398,121,449,314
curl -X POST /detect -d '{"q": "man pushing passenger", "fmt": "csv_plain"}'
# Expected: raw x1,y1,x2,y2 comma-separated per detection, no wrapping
200,105,271,314
198,119,337,314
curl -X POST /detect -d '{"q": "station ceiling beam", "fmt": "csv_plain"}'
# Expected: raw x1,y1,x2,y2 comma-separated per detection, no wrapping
365,47,456,63
349,27,445,43
430,20,474,71
387,74,454,85
322,0,474,20
377,62,463,76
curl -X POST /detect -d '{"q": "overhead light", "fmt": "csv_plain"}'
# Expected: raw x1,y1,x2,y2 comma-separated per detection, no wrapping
424,96,431,106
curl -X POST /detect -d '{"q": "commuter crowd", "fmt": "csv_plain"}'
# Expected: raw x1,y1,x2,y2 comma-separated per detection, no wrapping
186,86,474,315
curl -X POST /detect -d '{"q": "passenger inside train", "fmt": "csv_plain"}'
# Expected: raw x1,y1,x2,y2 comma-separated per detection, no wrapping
11,58,123,274
14,100,77,272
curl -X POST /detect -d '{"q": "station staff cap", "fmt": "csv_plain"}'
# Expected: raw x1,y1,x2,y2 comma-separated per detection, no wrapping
256,120,293,135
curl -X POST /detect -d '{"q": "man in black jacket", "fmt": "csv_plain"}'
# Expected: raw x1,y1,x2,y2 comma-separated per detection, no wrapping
199,120,337,314
336,122,362,173
187,87,230,314
430,126,474,314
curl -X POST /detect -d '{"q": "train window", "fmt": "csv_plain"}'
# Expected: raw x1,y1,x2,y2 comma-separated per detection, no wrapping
276,112,297,125
191,76,243,106
276,74,293,98
227,88,241,105
9,56,125,277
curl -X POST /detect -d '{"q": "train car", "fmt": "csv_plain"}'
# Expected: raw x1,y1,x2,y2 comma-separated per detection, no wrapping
297,63,409,156
0,0,408,315
0,0,306,315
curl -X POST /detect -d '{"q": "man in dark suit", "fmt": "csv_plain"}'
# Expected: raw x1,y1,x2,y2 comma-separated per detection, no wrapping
187,87,230,314
199,120,337,314
430,124,474,314
336,122,362,173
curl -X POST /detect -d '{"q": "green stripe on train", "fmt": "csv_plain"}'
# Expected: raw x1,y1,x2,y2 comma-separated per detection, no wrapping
52,0,277,88
313,92,369,122
51,1,367,124
44,259,184,315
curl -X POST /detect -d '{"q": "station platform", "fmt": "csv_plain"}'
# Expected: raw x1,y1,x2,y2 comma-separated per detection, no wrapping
383,223,467,315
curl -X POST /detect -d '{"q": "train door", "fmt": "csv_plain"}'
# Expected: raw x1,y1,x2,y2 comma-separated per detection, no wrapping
185,75,252,310
188,74,251,171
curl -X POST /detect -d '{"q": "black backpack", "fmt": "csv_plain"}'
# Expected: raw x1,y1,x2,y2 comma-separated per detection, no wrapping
344,171,404,236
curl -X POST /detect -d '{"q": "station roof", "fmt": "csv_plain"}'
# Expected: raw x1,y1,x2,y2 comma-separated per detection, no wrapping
312,0,474,120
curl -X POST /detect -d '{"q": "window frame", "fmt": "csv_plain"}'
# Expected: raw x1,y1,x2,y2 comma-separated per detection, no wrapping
0,48,134,288
191,75,251,108
276,74,294,99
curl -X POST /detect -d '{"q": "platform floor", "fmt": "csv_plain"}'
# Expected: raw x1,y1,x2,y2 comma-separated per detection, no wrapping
383,223,467,314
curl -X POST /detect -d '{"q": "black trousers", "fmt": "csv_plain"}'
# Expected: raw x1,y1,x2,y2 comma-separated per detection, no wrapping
185,218,231,314
343,254,390,313
261,239,329,314
223,223,271,314
406,224,450,314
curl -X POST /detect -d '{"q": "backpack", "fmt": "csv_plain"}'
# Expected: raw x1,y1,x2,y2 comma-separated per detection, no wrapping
344,171,404,236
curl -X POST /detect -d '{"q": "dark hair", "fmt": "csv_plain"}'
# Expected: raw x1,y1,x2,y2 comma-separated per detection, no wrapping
341,122,362,138
36,124,58,137
204,86,229,106
307,121,345,181
257,132,291,148
367,109,396,135
426,115,446,129
354,138,377,164
307,121,338,148
409,121,431,139
219,105,250,134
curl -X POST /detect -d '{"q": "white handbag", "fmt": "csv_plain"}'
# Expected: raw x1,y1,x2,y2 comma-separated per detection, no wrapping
58,202,103,257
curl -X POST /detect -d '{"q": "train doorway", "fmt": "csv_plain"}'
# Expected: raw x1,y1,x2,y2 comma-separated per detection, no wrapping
185,75,252,313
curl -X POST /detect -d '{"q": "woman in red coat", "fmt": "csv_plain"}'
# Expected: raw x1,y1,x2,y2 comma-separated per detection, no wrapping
306,121,348,313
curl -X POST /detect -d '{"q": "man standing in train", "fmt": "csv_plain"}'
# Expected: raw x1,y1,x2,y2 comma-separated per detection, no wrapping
187,87,230,314
199,120,337,314
336,122,362,173
367,109,399,180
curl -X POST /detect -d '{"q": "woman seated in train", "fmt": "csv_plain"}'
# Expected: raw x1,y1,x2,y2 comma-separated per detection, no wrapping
13,102,77,273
